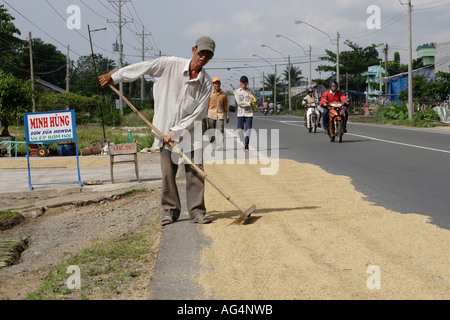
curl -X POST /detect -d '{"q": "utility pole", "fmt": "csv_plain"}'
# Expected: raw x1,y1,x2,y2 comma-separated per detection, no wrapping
309,45,312,87
274,64,277,109
407,0,414,120
400,0,414,120
135,27,152,110
29,32,36,113
66,45,70,94
336,31,340,87
262,71,265,104
288,55,292,113
88,25,107,140
108,0,132,115
384,43,389,96
65,45,70,110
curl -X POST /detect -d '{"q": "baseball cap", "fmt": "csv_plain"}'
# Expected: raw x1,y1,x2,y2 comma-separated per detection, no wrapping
195,36,216,53
213,77,221,83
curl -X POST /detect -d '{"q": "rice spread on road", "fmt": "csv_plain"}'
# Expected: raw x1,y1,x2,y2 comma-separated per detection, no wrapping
200,159,450,299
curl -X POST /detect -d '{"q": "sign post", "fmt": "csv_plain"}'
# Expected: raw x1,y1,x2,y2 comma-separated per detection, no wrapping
24,110,82,190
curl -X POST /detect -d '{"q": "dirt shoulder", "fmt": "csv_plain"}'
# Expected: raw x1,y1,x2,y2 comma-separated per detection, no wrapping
0,188,162,300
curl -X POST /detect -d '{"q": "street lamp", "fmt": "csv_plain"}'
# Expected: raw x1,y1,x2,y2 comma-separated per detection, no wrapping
295,20,340,87
253,54,278,109
276,34,312,88
261,44,292,113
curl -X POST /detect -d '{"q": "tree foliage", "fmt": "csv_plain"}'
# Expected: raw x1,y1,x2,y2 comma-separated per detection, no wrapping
283,65,303,87
316,40,382,91
0,4,26,77
398,72,450,105
0,70,33,136
19,38,67,89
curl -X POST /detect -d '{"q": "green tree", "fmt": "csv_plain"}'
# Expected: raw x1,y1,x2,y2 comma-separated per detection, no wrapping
19,38,68,88
263,73,283,99
283,65,303,87
37,92,99,124
427,72,450,103
388,51,424,75
71,54,116,96
0,70,33,136
316,40,382,91
0,5,26,77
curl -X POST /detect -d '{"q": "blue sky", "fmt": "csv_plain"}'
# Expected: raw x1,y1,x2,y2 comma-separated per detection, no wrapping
3,0,450,90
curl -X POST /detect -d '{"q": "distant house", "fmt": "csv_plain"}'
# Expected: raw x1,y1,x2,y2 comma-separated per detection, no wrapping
416,45,436,66
379,65,435,103
377,44,442,103
362,65,385,103
435,42,450,74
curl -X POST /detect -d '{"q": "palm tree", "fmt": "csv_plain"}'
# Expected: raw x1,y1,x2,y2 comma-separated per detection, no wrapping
263,73,283,99
283,65,303,88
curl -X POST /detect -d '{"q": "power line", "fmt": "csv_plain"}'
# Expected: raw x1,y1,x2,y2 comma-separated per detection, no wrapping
45,0,115,56
2,0,83,57
80,0,110,20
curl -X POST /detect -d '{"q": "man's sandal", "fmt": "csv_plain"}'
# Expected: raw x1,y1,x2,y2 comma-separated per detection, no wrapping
161,216,174,226
192,214,213,224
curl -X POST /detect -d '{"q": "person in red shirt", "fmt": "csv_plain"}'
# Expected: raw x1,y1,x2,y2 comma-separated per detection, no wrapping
320,80,349,133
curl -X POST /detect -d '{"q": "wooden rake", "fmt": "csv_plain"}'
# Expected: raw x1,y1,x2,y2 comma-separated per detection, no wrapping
109,84,256,225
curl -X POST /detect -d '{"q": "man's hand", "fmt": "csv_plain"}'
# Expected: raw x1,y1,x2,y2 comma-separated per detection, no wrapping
163,131,175,144
226,116,230,124
99,70,117,87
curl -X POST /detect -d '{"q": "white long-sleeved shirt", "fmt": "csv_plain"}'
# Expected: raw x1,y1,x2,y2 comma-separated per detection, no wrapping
111,56,213,151
234,88,253,117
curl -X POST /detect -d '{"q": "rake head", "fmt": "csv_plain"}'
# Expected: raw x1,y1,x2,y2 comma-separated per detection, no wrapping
232,205,257,225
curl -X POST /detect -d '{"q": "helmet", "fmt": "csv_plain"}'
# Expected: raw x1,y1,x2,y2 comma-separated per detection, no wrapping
330,80,339,88
307,87,314,93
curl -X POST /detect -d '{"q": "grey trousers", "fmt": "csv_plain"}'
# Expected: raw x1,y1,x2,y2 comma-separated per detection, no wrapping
207,118,225,144
160,146,206,220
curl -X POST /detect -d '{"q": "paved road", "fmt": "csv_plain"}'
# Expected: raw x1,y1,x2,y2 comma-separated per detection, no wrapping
227,113,450,229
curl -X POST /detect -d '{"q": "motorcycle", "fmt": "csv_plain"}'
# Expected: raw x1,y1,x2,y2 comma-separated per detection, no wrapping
306,102,319,133
264,107,269,116
326,103,346,143
270,107,274,115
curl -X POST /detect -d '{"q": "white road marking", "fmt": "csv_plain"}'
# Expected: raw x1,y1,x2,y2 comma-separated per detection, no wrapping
347,133,450,154
258,116,450,154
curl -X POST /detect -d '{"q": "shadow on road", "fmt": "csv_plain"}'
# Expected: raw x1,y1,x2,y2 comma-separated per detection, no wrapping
206,206,321,225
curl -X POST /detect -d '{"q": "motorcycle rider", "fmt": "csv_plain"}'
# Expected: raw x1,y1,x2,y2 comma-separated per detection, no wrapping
262,100,268,114
320,80,349,133
302,87,321,128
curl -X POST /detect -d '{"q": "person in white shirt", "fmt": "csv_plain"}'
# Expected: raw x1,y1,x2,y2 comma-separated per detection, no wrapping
99,36,215,226
234,76,255,152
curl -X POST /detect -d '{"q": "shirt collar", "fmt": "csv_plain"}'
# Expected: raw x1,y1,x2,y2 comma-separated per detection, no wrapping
184,59,205,83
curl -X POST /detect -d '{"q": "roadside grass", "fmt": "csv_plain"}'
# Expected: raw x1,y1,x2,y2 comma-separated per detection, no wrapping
0,210,22,222
25,224,160,300
122,188,152,197
0,210,24,231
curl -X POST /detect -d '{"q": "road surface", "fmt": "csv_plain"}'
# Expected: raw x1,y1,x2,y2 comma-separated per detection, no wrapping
232,113,450,229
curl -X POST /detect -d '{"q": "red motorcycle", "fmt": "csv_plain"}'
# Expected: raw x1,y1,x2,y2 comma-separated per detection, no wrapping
326,103,347,143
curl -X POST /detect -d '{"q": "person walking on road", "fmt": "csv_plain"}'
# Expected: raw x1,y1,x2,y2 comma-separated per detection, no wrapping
207,77,229,150
99,36,216,226
234,76,255,152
